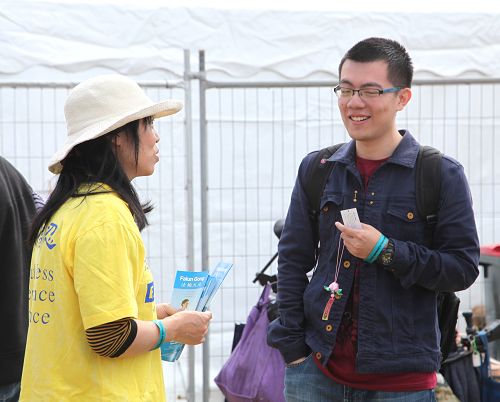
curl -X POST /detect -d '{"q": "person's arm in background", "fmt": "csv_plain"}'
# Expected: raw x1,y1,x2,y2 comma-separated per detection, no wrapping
267,153,318,364
32,191,45,211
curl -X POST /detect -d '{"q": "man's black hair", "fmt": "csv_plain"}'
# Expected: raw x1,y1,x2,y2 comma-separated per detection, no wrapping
338,37,413,88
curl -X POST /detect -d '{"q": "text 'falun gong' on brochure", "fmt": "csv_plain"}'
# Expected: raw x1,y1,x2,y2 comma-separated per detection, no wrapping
161,261,233,362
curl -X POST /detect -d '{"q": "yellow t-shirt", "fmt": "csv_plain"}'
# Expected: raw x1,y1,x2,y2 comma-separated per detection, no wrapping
20,184,166,402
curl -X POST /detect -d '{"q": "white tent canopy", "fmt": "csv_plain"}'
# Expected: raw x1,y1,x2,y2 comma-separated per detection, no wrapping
2,3,499,401
1,1,500,82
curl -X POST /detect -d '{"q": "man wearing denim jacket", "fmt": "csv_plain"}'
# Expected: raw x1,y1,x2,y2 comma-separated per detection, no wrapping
268,37,480,402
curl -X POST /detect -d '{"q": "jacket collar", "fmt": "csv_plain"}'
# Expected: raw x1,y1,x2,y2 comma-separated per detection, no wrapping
327,130,420,168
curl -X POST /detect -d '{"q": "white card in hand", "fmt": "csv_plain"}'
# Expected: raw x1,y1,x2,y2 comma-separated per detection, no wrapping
340,208,362,229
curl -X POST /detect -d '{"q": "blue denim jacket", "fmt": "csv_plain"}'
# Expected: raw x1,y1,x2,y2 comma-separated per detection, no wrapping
268,131,480,373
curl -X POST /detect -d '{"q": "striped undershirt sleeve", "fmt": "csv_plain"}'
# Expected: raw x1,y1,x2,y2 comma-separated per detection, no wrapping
86,317,138,358
32,191,45,211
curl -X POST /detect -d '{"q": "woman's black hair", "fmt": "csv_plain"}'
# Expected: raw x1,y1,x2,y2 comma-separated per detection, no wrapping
29,117,154,246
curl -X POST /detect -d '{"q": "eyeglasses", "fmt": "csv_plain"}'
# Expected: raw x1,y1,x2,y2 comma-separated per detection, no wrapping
333,85,402,99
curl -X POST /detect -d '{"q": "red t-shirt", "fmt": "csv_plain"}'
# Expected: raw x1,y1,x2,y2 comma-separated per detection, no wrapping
314,155,436,391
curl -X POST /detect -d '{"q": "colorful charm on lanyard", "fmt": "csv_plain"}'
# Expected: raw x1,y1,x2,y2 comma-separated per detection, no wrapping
322,236,344,321
322,282,343,320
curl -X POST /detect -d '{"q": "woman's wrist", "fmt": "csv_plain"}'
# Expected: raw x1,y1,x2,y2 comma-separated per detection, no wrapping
161,316,176,343
150,319,166,350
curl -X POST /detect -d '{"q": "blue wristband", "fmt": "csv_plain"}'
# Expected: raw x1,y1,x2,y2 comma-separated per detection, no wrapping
369,236,388,263
364,234,387,263
364,234,384,262
151,319,166,350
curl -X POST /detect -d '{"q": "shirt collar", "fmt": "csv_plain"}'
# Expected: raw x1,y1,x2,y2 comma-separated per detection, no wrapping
327,130,420,169
74,182,114,196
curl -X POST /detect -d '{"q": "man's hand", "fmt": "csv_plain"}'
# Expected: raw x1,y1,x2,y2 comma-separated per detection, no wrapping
288,356,307,366
334,221,382,260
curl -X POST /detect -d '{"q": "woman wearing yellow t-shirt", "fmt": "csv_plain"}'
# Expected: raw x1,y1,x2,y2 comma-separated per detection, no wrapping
20,75,212,402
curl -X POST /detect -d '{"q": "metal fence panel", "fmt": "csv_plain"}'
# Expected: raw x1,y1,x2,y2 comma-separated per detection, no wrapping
0,80,194,402
1,67,499,402
200,77,500,401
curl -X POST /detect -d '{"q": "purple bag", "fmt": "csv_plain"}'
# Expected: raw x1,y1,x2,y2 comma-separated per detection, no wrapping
214,284,285,402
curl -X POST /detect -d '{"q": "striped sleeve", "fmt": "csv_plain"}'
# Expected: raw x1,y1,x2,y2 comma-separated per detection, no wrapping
85,317,138,358
32,191,45,211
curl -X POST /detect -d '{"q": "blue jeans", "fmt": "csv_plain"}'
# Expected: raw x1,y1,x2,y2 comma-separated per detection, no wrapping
0,382,20,402
285,354,436,402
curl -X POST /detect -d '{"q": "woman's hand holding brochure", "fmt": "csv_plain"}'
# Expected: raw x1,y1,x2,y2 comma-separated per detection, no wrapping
162,310,212,345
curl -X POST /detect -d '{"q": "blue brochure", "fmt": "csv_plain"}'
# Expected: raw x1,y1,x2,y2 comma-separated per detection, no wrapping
195,261,234,311
161,262,233,362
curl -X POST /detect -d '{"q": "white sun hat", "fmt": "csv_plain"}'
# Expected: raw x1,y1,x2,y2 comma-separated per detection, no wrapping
48,74,183,174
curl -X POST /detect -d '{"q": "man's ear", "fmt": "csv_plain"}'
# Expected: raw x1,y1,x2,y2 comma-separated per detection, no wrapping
396,88,412,111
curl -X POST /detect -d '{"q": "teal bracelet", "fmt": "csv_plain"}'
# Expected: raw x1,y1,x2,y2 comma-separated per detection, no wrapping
369,236,388,263
364,234,387,263
364,234,385,262
151,319,166,350
369,235,387,263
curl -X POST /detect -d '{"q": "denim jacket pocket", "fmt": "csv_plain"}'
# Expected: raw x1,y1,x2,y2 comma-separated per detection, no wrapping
318,192,343,249
385,200,426,242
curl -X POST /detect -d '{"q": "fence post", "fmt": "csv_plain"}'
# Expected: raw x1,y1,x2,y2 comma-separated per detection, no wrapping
183,49,196,402
198,49,211,402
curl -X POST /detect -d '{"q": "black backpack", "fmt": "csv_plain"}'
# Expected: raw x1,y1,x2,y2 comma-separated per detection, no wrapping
304,143,459,364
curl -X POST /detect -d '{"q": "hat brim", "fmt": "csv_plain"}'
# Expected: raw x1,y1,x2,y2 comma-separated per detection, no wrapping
48,99,182,174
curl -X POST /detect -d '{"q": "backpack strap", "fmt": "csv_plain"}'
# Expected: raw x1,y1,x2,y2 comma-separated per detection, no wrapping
304,143,344,257
415,145,443,244
437,291,460,363
415,146,460,364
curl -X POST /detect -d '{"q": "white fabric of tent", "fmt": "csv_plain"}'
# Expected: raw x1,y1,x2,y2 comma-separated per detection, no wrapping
1,1,500,81
2,3,499,401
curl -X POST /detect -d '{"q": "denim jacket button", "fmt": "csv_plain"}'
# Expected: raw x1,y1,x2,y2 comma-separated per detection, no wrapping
407,212,414,220
325,324,333,332
343,260,351,269
315,352,322,360
322,206,329,212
